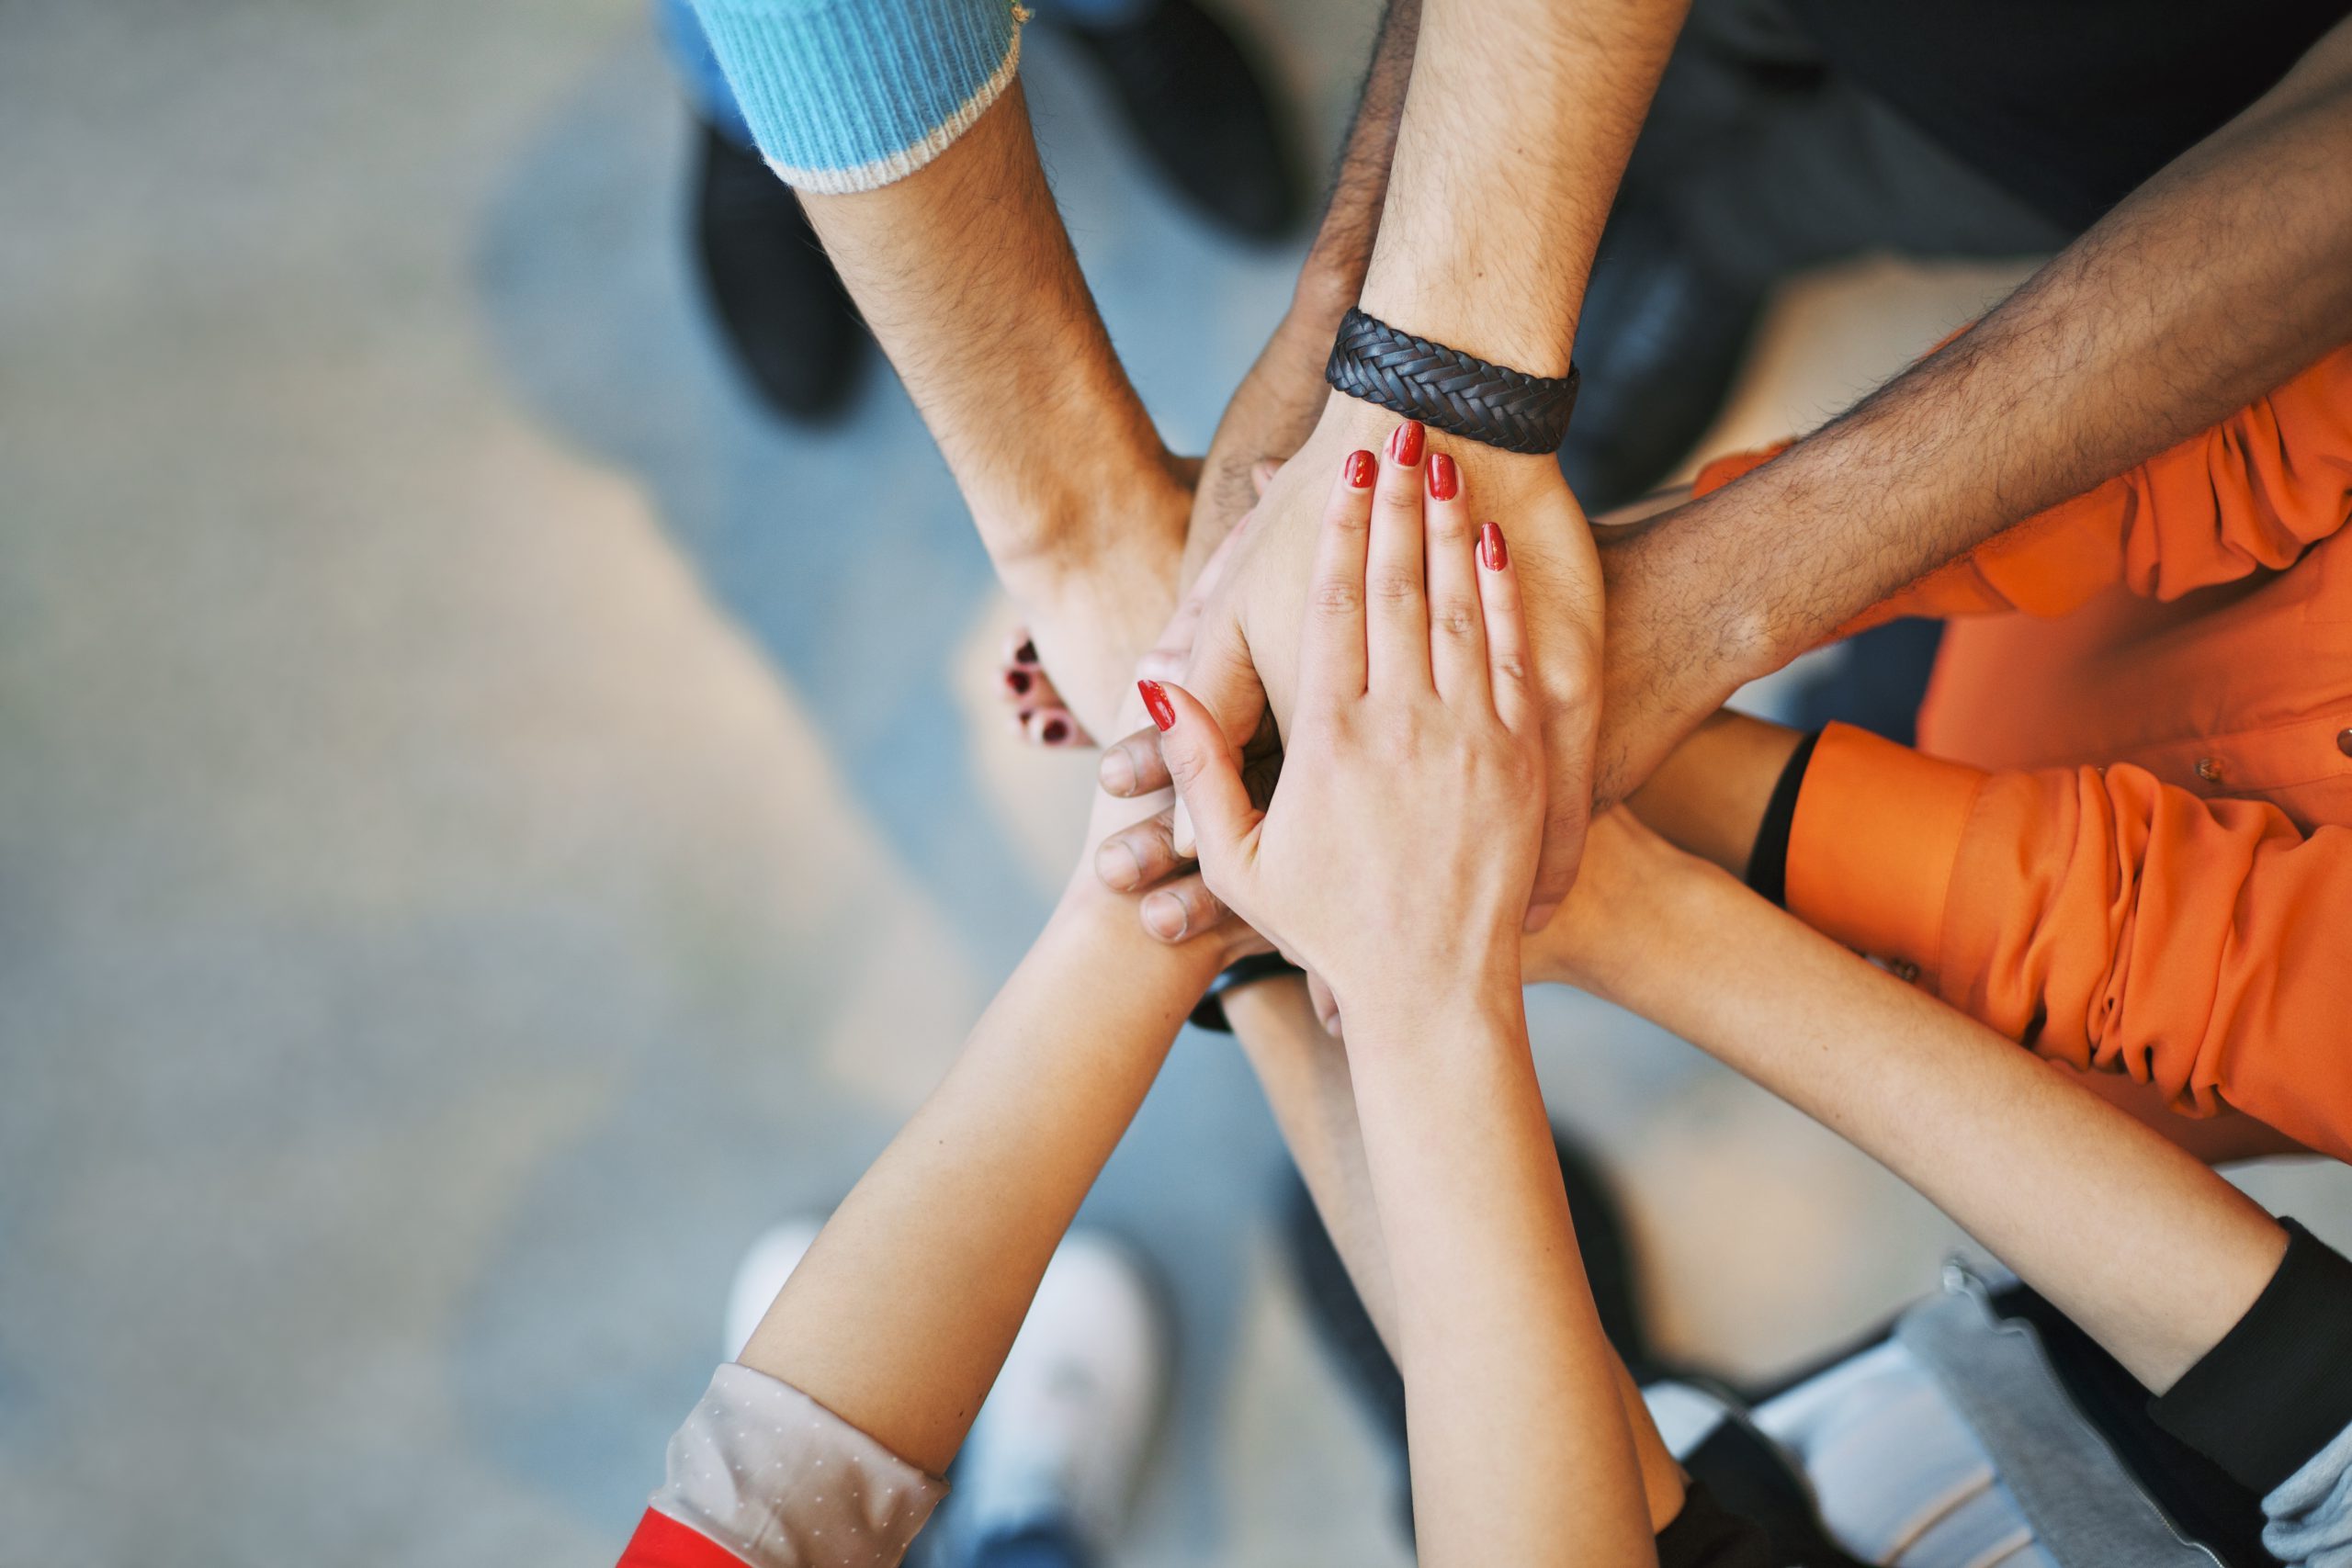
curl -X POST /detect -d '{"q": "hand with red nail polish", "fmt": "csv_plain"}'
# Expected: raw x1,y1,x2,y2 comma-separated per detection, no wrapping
1155,395,1605,947
1143,429,1544,1022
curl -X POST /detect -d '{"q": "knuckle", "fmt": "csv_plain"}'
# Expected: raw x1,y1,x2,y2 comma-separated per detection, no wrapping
1309,575,1363,618
1366,566,1422,606
1430,596,1479,640
1491,653,1533,686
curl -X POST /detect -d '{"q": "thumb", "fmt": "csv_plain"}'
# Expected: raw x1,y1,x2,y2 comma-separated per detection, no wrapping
1138,679,1256,886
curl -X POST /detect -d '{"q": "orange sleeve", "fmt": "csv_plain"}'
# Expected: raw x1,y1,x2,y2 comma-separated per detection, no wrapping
1786,723,2352,1162
1689,342,2352,638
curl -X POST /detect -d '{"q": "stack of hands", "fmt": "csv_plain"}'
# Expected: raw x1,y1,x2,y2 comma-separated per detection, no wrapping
1033,410,1712,1034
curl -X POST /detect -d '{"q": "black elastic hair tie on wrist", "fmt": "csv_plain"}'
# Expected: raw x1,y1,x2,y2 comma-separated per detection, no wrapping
1745,729,1822,908
1189,953,1306,1033
1325,307,1581,456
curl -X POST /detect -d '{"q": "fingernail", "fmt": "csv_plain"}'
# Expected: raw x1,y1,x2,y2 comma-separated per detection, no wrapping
1138,679,1175,731
1014,638,1037,665
1041,716,1069,745
1006,669,1033,695
1099,749,1136,795
1095,838,1143,890
1427,451,1458,500
1522,899,1558,934
1479,522,1508,570
1386,420,1424,466
1143,889,1190,942
1342,449,1375,489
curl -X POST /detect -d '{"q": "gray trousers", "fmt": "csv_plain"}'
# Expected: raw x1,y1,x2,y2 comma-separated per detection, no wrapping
1623,0,2075,288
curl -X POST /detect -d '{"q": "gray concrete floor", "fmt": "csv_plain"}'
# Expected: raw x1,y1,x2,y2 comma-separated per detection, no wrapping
4,4,2348,1565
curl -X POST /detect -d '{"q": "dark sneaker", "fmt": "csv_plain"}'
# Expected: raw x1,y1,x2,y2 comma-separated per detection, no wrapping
689,118,870,423
1061,0,1304,243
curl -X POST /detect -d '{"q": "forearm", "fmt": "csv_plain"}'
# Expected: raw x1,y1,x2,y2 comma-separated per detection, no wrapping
1357,0,1687,376
1185,0,1423,576
736,888,1219,1472
1575,859,2288,1394
1347,990,1657,1566
800,85,1180,580
1227,976,1686,1529
1225,978,1399,1342
1598,20,2352,800
1623,709,1800,878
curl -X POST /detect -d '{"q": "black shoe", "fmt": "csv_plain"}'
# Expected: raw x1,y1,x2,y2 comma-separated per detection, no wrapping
1559,203,1766,512
1282,1123,1674,1510
689,118,870,423
1060,0,1303,243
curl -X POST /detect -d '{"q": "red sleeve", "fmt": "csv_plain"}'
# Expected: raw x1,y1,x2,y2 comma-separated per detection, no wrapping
1689,343,2352,637
616,1509,750,1568
1786,724,2352,1163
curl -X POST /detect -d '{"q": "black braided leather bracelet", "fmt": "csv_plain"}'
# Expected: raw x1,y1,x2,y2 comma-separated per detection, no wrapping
1325,307,1580,456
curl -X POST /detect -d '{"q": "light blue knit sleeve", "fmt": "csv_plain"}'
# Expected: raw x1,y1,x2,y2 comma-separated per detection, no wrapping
688,0,1025,194
2265,1422,2352,1568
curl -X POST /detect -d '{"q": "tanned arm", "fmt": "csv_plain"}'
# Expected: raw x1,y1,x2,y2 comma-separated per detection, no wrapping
1594,15,2352,802
799,85,1190,735
1184,0,1424,575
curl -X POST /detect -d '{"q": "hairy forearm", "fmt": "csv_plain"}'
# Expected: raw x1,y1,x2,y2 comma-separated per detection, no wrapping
1358,0,1688,375
1298,0,1422,321
800,84,1178,577
1581,860,2287,1394
736,890,1218,1472
1598,22,2352,801
1348,993,1657,1565
1184,0,1423,577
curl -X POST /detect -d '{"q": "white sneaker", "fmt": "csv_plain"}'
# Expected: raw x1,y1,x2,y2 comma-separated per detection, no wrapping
722,1214,826,1360
945,1230,1171,1564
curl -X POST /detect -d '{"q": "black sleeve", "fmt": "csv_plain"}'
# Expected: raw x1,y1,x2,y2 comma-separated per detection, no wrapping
2148,1218,2352,1493
1657,1478,1779,1568
1743,729,1822,908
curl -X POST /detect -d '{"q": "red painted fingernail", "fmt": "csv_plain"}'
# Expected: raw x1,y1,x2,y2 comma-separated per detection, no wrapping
1342,449,1375,489
1386,420,1424,466
1041,716,1069,744
1139,679,1175,731
1006,669,1032,694
1427,452,1458,500
1479,523,1507,570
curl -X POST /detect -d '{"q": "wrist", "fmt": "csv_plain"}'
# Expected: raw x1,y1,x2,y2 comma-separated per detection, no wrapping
1540,852,1730,1005
1050,869,1234,992
977,420,1186,584
1310,389,1566,479
1329,933,1524,1036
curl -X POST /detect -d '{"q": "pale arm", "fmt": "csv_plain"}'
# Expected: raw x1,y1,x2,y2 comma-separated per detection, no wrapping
734,868,1230,1472
1542,819,2289,1393
1226,977,1689,1533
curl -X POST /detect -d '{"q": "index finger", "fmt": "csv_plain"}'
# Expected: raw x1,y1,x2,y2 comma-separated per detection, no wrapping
1295,446,1377,707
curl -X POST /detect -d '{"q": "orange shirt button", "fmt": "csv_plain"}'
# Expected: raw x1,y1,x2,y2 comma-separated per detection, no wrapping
2195,756,2224,784
2337,728,2352,759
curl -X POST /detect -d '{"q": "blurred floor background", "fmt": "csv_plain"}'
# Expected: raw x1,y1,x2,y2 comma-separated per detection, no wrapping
3,2,2346,1564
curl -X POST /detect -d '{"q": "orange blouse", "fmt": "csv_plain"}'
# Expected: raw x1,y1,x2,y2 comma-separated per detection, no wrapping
1692,344,2352,1158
